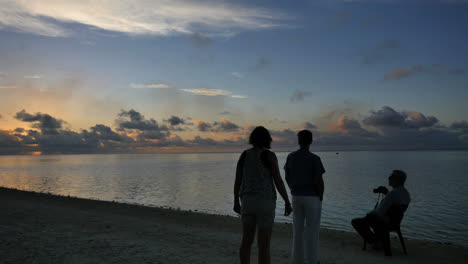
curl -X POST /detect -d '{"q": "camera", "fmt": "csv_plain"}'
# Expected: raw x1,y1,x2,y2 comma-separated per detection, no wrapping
373,186,388,194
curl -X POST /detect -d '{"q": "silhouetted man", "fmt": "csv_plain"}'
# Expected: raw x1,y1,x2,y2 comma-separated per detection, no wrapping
284,130,325,264
351,170,411,255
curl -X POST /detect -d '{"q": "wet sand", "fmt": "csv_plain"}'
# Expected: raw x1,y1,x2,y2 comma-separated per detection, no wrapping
1,187,466,264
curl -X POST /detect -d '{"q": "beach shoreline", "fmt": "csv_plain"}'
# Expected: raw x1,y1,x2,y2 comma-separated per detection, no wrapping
1,187,466,264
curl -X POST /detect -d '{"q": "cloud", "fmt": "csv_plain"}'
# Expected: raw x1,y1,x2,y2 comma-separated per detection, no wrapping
384,65,424,80
0,130,23,149
270,129,297,145
180,88,231,96
330,0,468,3
451,121,468,130
189,136,218,146
15,109,64,135
116,109,169,134
219,111,231,115
302,122,318,130
189,33,212,47
165,115,186,126
290,90,311,102
0,85,16,89
24,75,42,79
194,119,241,132
231,95,248,99
3,107,468,154
0,0,290,37
363,106,438,129
230,72,244,78
85,124,132,142
129,83,172,89
251,57,270,71
332,116,377,138
213,119,240,132
195,120,212,132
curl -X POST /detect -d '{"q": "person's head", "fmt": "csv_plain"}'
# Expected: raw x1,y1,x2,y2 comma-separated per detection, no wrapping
389,170,407,187
249,126,272,149
297,130,313,147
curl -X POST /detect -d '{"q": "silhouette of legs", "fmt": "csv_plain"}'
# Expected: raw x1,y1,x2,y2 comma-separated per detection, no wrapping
240,220,256,264
351,217,376,244
292,196,321,264
257,226,272,264
352,214,392,255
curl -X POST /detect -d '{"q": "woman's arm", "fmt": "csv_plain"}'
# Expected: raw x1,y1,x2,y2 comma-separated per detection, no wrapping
268,151,292,216
233,151,246,214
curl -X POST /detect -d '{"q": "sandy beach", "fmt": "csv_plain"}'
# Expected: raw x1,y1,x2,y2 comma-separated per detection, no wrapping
0,187,466,264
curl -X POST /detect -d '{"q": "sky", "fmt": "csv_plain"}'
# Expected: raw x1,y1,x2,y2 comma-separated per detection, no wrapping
0,0,468,154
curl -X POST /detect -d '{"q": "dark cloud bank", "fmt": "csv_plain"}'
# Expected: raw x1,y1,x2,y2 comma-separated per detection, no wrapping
1,106,468,155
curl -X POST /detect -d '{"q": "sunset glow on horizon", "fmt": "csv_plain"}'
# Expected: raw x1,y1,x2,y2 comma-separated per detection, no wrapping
1,0,468,154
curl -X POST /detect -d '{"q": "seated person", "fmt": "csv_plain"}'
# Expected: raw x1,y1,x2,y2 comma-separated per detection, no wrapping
351,170,411,254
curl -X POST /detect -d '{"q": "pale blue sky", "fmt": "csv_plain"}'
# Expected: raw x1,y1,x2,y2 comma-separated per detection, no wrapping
0,0,467,153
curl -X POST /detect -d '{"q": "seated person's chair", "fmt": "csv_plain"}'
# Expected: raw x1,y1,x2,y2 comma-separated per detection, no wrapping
363,204,408,256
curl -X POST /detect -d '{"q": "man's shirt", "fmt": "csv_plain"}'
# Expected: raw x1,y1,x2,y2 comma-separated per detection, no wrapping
284,149,325,196
372,185,411,219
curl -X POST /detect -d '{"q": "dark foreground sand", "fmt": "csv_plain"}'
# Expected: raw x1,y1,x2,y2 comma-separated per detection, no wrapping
1,187,466,264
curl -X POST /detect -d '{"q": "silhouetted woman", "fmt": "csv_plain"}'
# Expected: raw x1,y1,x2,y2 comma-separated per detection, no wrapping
234,126,292,264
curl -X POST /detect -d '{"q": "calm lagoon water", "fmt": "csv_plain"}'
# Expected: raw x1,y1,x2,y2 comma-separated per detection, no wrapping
0,151,467,246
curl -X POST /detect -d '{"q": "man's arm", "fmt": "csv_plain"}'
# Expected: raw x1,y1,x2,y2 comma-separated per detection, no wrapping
370,191,393,217
284,155,292,188
316,157,325,201
318,174,324,201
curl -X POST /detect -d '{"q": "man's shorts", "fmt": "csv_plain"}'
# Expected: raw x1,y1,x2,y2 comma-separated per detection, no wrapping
241,195,276,228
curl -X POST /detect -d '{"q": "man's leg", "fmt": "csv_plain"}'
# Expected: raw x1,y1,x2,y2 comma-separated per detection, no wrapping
304,196,322,264
291,196,305,264
366,215,391,256
351,217,375,244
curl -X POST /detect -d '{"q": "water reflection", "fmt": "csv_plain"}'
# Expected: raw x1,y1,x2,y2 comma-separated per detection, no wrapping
0,151,467,246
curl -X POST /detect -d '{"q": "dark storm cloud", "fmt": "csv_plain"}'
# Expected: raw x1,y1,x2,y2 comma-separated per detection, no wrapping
335,116,379,138
15,110,64,135
290,90,311,102
0,130,22,147
189,33,212,47
195,119,241,132
363,106,406,127
270,129,297,145
165,115,186,126
3,106,468,155
451,121,468,130
83,124,133,142
117,109,168,132
363,106,438,129
196,120,212,132
213,119,240,132
189,136,218,145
